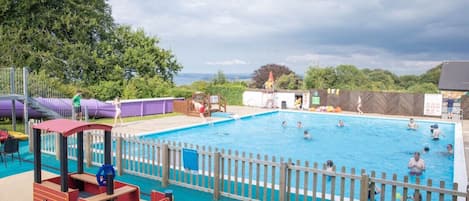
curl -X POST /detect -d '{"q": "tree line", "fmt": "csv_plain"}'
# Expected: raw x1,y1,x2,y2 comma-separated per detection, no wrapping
250,64,441,93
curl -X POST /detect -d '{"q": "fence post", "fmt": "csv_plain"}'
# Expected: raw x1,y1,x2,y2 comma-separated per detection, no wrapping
55,133,60,160
85,133,92,167
28,120,34,153
359,174,370,201
279,162,288,201
162,143,170,187
213,152,221,200
84,106,89,122
116,136,123,176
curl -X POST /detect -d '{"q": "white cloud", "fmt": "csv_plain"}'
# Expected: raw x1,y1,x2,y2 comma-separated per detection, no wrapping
283,46,442,75
206,59,249,66
108,0,469,74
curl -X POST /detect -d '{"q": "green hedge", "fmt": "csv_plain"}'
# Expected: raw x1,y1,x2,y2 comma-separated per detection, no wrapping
207,84,246,105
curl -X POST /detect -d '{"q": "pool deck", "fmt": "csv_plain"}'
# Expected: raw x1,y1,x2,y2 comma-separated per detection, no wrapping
111,105,272,135
1,106,468,201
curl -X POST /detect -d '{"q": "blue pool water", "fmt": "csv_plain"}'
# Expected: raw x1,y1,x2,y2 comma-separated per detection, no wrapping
143,111,455,186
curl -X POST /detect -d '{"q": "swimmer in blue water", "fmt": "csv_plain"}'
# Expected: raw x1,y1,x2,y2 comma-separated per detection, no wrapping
337,120,345,127
297,121,303,128
431,124,441,140
282,121,287,128
303,130,312,140
408,152,425,176
407,118,418,130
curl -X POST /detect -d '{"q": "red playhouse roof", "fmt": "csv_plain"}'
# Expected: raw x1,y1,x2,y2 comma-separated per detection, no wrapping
32,119,112,137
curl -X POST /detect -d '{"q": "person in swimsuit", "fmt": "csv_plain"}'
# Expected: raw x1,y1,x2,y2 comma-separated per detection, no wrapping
113,96,123,127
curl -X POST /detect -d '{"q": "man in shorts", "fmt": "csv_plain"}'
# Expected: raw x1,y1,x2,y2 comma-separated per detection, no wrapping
72,90,82,121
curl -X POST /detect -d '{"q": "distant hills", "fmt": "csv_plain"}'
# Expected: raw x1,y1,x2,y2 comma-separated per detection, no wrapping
174,73,251,85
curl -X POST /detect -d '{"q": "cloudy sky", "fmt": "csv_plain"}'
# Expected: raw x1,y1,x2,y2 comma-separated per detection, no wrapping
108,0,469,75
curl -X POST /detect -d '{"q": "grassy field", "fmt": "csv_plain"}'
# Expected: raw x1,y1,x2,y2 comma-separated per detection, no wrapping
0,112,182,132
0,119,26,133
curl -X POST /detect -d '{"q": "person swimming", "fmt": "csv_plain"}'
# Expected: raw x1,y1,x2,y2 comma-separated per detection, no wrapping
431,124,441,140
408,118,418,130
326,160,334,171
303,130,312,140
447,144,453,154
337,120,344,127
297,121,303,128
423,146,430,153
282,121,287,127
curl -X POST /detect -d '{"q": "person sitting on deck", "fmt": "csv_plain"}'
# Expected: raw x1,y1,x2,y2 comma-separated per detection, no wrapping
295,97,302,110
192,100,207,122
408,152,425,176
407,118,418,130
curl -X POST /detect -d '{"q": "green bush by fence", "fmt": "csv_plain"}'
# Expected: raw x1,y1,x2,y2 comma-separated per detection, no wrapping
207,84,246,105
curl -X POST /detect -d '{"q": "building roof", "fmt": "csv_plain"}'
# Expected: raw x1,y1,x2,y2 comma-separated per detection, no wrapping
438,61,469,91
32,119,112,137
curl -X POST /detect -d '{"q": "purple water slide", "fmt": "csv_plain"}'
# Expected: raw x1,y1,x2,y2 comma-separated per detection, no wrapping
0,97,181,119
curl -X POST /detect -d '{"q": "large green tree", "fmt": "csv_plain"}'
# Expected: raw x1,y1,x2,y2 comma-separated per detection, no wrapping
0,0,113,79
0,0,182,87
303,67,336,89
251,64,295,88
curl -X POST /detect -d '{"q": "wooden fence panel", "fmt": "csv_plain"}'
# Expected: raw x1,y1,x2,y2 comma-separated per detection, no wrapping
385,92,400,115
314,89,435,117
413,93,425,116
397,93,414,116
34,128,468,201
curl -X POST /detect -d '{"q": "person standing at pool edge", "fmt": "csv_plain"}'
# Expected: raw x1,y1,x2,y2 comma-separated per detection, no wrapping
357,96,363,115
113,96,124,127
447,98,454,119
72,90,82,121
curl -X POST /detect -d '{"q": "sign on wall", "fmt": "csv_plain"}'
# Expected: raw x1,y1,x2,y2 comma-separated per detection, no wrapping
424,94,443,116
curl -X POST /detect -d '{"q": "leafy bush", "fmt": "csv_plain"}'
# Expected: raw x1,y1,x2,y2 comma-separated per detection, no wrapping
207,83,246,105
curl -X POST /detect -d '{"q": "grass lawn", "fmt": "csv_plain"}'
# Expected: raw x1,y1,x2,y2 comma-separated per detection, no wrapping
89,112,182,125
0,118,26,133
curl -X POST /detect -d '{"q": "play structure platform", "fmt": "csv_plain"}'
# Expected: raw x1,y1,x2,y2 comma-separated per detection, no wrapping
31,119,173,201
32,119,140,201
173,92,226,117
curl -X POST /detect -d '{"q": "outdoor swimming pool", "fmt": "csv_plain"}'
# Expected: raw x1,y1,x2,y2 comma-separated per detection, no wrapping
142,111,457,188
